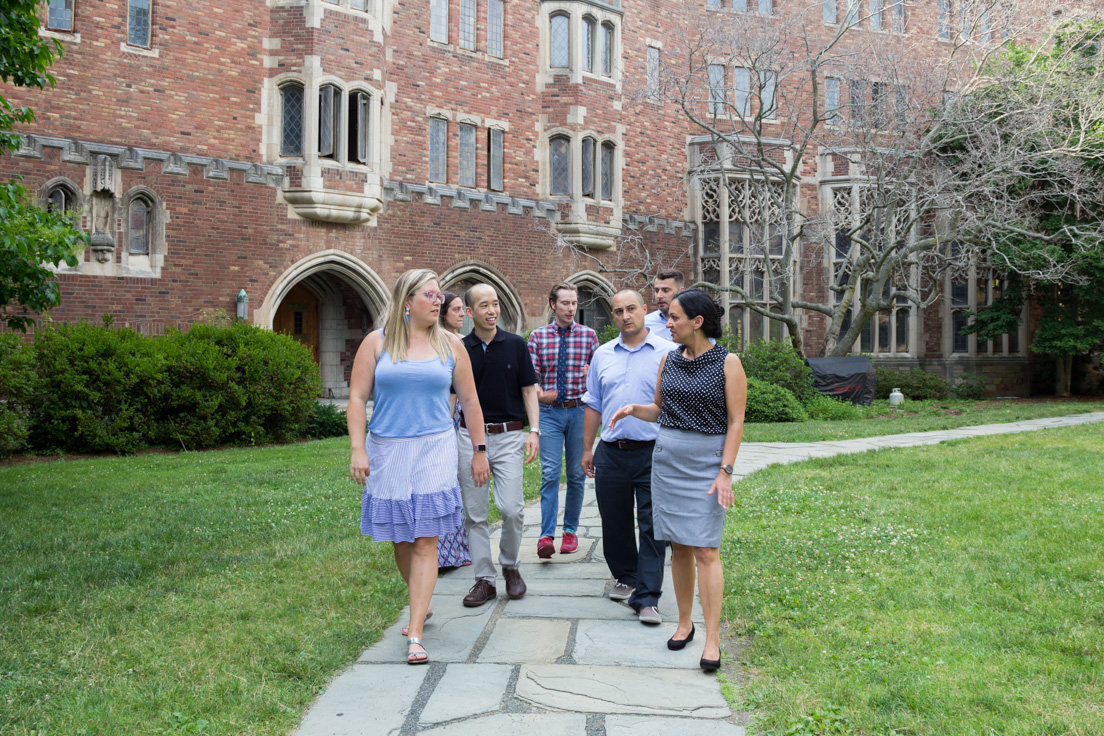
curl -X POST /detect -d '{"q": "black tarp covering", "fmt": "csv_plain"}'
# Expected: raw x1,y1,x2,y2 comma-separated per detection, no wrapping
806,357,876,405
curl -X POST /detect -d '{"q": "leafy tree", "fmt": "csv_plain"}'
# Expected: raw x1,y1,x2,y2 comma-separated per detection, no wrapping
0,0,86,331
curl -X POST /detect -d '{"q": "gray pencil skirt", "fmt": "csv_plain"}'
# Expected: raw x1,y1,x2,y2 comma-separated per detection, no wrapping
650,426,727,548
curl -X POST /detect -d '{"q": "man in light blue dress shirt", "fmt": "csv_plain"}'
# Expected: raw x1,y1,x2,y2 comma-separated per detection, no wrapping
643,268,685,342
582,289,676,625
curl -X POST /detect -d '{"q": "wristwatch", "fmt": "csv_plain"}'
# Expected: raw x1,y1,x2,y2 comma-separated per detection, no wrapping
529,427,541,436
474,444,487,453
720,464,734,475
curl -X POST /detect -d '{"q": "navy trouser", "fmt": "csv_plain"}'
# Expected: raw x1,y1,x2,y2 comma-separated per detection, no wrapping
593,440,666,611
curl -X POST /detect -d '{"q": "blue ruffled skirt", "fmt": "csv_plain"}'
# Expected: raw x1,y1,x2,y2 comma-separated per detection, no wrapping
360,428,463,543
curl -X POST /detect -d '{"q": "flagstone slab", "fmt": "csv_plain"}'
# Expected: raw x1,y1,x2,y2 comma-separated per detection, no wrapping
477,617,570,663
433,572,607,597
515,664,730,717
573,619,707,667
606,715,747,736
515,537,596,564
293,664,427,736
501,595,638,621
418,664,512,726
420,713,588,735
358,604,494,663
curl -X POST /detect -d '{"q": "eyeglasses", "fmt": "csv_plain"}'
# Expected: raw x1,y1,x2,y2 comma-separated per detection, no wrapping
420,291,446,304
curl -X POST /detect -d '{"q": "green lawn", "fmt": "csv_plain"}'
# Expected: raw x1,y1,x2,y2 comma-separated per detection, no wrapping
743,398,1104,443
723,423,1104,735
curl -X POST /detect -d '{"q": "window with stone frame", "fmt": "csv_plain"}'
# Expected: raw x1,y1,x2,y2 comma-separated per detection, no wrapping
127,0,151,47
707,64,726,116
430,0,449,43
550,135,571,195
429,117,448,182
280,83,305,157
938,0,951,39
45,183,78,215
828,183,917,356
550,13,570,69
459,123,477,187
892,0,905,32
758,0,772,15
583,16,596,73
600,141,614,200
488,128,504,191
844,0,859,28
581,136,596,197
946,247,1022,356
488,0,504,57
599,22,614,76
697,176,792,350
823,0,837,23
647,46,660,97
128,196,152,255
318,84,342,160
48,0,75,31
348,90,371,165
459,0,476,50
825,76,841,124
576,285,612,332
869,0,883,29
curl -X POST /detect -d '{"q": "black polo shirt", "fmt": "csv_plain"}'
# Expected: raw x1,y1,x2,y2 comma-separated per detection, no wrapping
463,328,538,424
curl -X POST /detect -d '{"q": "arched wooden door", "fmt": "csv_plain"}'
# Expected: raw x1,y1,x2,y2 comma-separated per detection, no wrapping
273,284,320,363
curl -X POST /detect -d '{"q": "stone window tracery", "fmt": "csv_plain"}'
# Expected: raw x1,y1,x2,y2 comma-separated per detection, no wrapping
280,83,305,157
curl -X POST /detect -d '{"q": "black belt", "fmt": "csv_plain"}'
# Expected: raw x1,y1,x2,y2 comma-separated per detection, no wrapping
603,439,656,451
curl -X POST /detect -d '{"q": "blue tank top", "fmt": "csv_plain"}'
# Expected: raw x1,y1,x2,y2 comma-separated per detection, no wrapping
369,349,455,438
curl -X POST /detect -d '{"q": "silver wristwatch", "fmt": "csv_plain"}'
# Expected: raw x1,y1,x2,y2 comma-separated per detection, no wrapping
530,427,541,436
720,464,734,475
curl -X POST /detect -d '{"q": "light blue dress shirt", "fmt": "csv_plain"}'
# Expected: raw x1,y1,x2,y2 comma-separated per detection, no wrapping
581,329,677,442
643,309,671,341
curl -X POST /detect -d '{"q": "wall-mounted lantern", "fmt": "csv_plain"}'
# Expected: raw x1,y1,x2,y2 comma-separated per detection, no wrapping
236,289,249,321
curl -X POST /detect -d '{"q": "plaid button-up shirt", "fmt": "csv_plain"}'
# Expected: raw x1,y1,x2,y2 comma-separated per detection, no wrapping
527,321,599,401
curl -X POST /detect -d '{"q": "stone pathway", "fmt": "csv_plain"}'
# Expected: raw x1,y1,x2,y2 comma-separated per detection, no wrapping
293,411,1104,736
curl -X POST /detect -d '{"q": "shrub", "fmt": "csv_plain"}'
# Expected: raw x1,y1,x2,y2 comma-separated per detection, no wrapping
0,333,36,456
745,377,809,423
28,323,162,454
805,391,863,421
299,402,349,439
597,324,619,345
953,373,988,400
740,340,816,406
874,366,950,401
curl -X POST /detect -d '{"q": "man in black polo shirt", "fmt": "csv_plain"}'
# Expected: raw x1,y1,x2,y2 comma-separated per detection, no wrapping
458,284,541,607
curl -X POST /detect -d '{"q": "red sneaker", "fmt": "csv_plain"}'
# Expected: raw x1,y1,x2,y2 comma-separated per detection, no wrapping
537,536,556,559
560,531,579,554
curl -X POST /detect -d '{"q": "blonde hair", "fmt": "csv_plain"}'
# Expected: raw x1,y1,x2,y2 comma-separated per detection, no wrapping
381,269,455,364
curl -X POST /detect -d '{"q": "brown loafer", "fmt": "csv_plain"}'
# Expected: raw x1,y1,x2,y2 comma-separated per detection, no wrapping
462,579,497,608
502,568,527,600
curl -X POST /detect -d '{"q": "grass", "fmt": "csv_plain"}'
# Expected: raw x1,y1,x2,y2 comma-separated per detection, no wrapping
722,422,1104,735
0,439,404,736
743,397,1104,443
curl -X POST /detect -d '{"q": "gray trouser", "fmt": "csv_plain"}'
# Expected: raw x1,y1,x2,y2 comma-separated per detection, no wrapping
458,427,526,585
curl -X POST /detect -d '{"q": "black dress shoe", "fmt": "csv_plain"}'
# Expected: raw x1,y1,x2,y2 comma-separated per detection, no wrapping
667,623,695,651
462,579,497,607
700,653,721,672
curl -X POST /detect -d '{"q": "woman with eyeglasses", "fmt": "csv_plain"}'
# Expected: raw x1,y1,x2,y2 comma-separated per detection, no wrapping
348,270,490,665
436,291,473,571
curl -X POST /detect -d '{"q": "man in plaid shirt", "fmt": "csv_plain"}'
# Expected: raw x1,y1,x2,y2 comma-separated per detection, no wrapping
527,282,599,558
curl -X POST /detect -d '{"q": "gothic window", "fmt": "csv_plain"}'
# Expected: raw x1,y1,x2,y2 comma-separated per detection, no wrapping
550,14,570,69
869,0,882,29
460,0,476,50
46,185,76,214
429,117,448,182
823,0,836,23
488,128,504,191
48,0,74,31
128,0,151,47
430,0,448,43
892,0,905,32
349,90,371,165
707,64,725,116
280,83,304,157
583,17,595,73
825,77,841,123
581,137,595,197
576,286,612,332
488,0,504,57
459,123,476,187
128,197,151,255
318,84,342,160
600,141,614,201
550,135,570,195
600,22,614,77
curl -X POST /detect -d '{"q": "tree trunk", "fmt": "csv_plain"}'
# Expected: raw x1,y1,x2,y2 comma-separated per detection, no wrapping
1055,355,1073,397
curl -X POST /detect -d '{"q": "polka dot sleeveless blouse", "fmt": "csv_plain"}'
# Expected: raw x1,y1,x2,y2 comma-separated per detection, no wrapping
658,343,728,435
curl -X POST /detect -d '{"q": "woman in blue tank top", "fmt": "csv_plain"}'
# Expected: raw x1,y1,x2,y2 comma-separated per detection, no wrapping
347,269,490,665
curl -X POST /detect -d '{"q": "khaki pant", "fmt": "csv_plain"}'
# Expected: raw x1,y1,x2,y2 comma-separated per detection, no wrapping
457,427,526,585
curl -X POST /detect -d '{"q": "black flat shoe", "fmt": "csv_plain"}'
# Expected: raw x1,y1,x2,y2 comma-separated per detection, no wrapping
667,623,695,651
700,653,721,672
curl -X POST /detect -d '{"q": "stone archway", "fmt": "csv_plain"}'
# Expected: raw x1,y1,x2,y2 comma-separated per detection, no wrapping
439,262,526,334
565,270,614,334
259,251,391,398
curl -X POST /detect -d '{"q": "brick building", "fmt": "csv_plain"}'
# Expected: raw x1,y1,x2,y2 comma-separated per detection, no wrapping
2,0,1041,396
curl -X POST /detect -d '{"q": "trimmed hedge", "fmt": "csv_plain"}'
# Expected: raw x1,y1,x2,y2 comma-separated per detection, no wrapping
805,391,863,421
21,321,320,454
0,333,36,456
745,377,809,423
874,366,950,400
740,340,816,406
299,402,350,440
